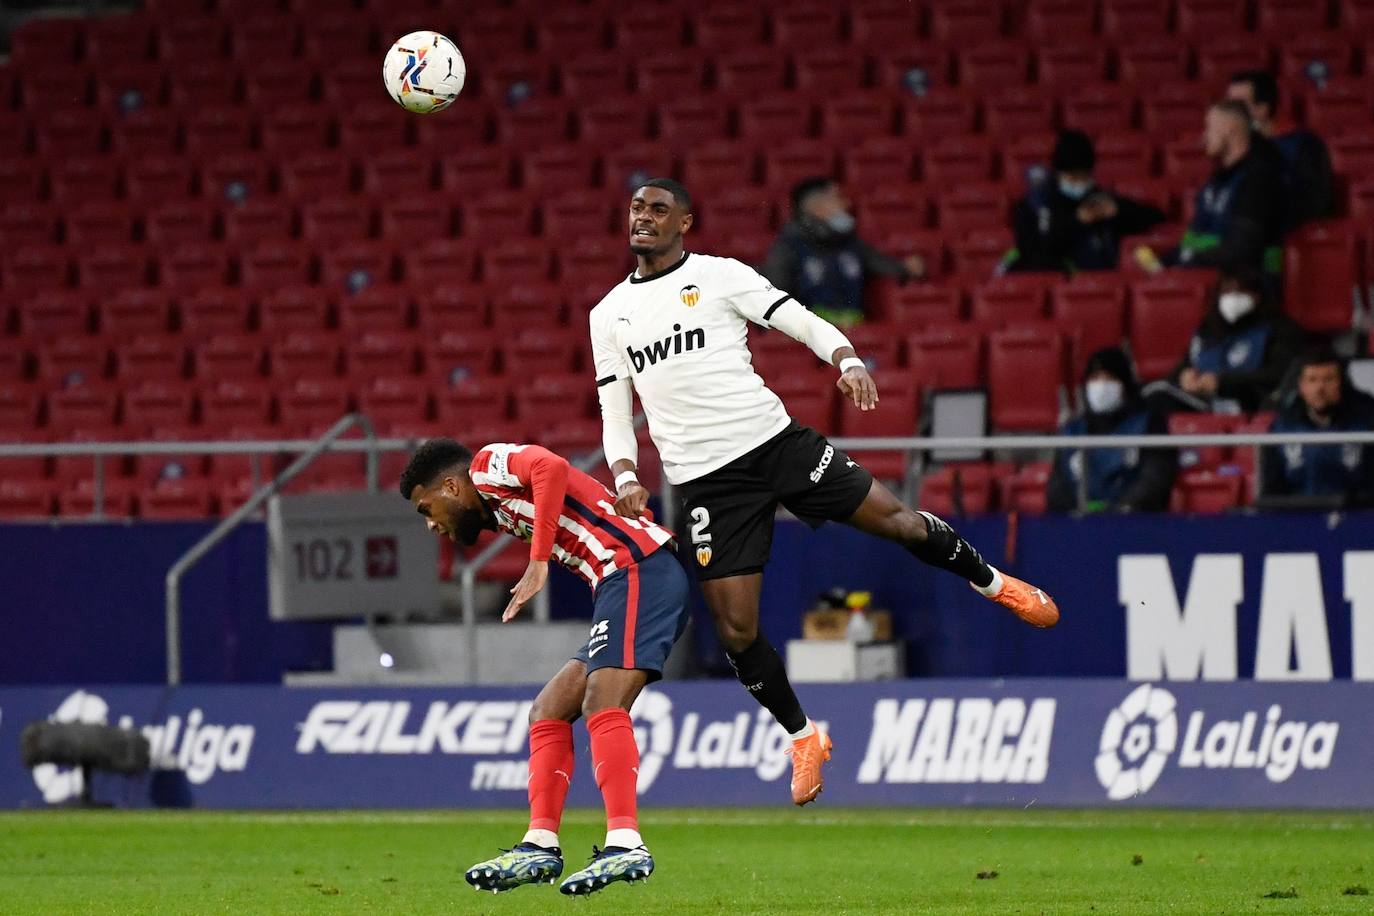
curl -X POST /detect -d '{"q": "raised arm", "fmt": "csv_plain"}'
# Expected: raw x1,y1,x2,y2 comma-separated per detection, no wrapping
590,309,651,517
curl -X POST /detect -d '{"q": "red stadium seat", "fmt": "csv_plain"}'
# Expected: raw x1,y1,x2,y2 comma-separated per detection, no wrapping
144,202,217,247
575,98,651,146
950,230,1013,278
1257,0,1331,36
47,384,120,436
690,5,765,52
4,245,71,296
698,189,775,237
1280,35,1354,79
86,13,155,63
1037,46,1109,91
898,89,977,139
773,7,843,48
18,290,88,338
380,196,453,241
1305,83,1374,136
496,100,574,147
715,53,788,96
682,142,757,192
338,286,411,334
1062,88,1138,136
320,242,396,292
159,243,232,299
64,201,134,248
1284,221,1359,333
435,376,512,425
937,185,1008,235
337,103,411,154
0,159,44,205
761,141,835,190
404,240,479,288
1000,462,1052,515
462,195,536,238
522,147,597,194
658,100,729,144
358,376,432,434
241,243,315,293
278,378,352,436
987,329,1065,432
633,58,709,96
502,329,580,374
482,241,553,284
50,156,120,205
906,326,983,390
1171,470,1243,514
838,372,921,480
1117,39,1191,87
193,335,266,382
972,278,1049,326
855,186,931,236
60,479,139,519
76,245,148,292
0,383,43,433
880,283,962,326
180,288,251,337
201,153,272,203
200,379,274,429
490,281,567,327
923,137,995,184
0,480,56,519
794,50,866,94
961,42,1030,91
846,324,903,374
109,109,179,157
0,204,60,248
223,199,293,247
360,151,433,199
534,10,606,55
344,329,419,379
140,479,215,520
1102,0,1170,38
183,107,254,157
260,287,331,335
114,335,185,383
421,330,500,384
738,96,813,142
850,2,921,47
932,2,1005,43
541,191,615,239
1129,273,1211,380
124,382,195,435
1197,37,1273,84
841,138,914,187
1169,413,1238,472
1052,276,1129,359
300,199,371,245
35,111,106,158
559,55,632,98
984,88,1056,139
440,149,513,196
1176,0,1247,38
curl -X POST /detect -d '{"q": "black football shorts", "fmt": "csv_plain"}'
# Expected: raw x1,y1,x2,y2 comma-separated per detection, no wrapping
677,421,874,581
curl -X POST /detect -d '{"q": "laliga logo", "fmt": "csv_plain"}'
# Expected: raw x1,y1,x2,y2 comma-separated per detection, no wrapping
630,689,674,793
1095,684,1178,801
1095,684,1340,801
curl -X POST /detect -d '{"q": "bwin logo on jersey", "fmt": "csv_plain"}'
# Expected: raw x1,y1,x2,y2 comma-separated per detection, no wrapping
627,324,706,372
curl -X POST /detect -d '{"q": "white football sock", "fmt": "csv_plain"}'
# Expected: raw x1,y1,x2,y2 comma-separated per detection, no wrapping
522,828,559,850
788,719,817,741
973,565,1005,598
606,828,643,850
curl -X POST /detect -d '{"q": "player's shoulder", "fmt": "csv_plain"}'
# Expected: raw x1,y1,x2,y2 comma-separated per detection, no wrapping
588,272,638,319
471,443,527,486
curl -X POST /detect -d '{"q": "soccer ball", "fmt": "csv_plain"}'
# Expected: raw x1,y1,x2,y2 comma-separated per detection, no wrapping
382,31,466,114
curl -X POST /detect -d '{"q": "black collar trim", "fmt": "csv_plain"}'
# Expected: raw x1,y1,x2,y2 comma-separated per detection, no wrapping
630,252,690,284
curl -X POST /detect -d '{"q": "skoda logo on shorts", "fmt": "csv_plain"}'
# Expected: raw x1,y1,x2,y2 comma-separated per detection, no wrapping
1095,683,1178,800
680,285,701,307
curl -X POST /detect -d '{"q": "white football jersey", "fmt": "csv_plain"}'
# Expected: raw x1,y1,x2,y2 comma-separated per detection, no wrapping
589,253,805,484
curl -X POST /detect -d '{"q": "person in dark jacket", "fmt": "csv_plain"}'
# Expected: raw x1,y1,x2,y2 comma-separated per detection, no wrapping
1227,70,1335,228
1148,101,1286,283
1146,266,1307,414
1004,130,1167,275
761,177,924,326
1048,347,1177,513
1262,347,1374,506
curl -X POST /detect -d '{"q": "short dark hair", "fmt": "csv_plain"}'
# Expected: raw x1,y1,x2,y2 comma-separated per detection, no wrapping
1294,344,1342,374
1210,98,1253,126
637,177,692,212
398,437,472,498
791,176,835,213
1051,129,1095,173
1229,69,1280,111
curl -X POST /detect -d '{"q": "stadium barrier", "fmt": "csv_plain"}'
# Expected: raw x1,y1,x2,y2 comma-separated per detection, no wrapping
1,679,1370,810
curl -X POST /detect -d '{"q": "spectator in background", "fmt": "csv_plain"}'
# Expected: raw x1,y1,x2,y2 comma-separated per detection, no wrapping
1227,70,1334,227
1262,348,1374,506
1003,130,1166,275
1145,266,1306,414
1048,347,1177,513
761,177,925,327
1138,101,1285,284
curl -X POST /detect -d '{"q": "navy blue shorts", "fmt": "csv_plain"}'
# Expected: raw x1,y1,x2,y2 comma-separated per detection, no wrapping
573,547,690,683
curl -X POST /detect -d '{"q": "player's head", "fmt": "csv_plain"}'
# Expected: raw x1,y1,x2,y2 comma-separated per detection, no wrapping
1050,130,1096,195
1082,346,1138,416
628,178,693,257
1213,265,1268,324
399,438,488,545
1226,70,1279,127
1203,100,1252,162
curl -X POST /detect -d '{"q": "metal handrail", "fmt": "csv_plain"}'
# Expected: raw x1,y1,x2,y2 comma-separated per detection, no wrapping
162,414,378,686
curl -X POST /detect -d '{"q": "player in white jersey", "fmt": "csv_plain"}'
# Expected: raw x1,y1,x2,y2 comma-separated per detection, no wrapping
591,179,1061,806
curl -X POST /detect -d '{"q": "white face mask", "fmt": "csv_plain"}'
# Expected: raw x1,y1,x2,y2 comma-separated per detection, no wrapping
825,211,855,234
1085,378,1124,415
1058,177,1094,200
1218,291,1256,324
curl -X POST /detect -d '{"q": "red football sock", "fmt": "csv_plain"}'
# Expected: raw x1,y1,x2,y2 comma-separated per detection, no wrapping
527,719,574,834
588,708,640,832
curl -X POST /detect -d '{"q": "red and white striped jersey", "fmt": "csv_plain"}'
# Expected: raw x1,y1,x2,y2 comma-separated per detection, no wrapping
470,443,674,589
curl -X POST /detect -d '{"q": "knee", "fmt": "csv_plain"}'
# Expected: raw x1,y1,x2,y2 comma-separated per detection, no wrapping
876,505,927,544
713,613,757,654
529,699,577,725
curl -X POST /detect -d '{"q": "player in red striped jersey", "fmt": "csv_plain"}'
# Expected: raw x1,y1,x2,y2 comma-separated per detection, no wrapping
400,438,687,897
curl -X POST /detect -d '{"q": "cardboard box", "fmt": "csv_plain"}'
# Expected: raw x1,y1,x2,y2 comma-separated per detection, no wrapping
802,608,893,642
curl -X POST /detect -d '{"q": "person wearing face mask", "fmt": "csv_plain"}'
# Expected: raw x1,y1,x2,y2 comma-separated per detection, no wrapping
1004,130,1166,275
1048,347,1178,513
762,177,925,327
1145,266,1307,414
1260,348,1374,507
1139,101,1286,284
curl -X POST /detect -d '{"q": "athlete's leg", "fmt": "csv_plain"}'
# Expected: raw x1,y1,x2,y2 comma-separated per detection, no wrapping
582,667,650,850
700,572,831,805
700,572,808,734
465,661,582,892
525,660,586,848
846,479,1059,627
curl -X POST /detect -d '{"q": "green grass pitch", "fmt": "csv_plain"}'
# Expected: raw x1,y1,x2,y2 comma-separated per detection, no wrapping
1,808,1371,914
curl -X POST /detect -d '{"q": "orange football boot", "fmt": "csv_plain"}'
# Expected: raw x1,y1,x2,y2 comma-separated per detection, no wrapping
787,724,833,806
977,570,1060,628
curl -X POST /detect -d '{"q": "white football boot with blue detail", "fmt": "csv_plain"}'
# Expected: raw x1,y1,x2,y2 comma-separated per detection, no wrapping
558,845,654,896
464,842,563,893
